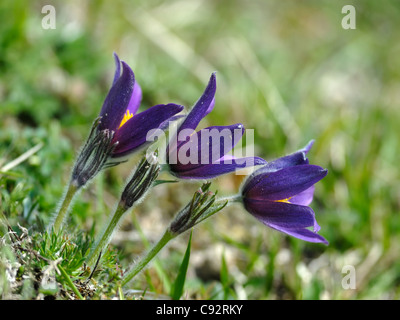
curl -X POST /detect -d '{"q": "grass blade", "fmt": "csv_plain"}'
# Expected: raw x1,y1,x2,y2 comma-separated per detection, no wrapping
170,230,192,300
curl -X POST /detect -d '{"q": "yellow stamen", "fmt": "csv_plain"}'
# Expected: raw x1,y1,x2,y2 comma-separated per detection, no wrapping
119,110,134,128
275,197,291,204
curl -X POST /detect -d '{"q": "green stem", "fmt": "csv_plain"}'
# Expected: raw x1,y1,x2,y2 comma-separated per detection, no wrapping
52,183,79,233
217,194,242,204
131,214,172,292
86,203,127,268
58,265,84,300
121,229,175,287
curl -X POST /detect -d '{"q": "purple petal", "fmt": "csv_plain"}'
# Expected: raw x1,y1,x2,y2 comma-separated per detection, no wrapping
243,164,327,201
170,156,267,179
244,141,316,184
266,151,309,171
242,151,309,193
290,185,315,206
159,114,185,132
300,140,315,154
244,199,316,229
172,123,245,170
178,73,217,132
112,53,121,86
204,97,215,116
98,61,135,131
267,140,316,171
111,103,184,158
268,224,328,245
199,123,244,162
126,81,142,116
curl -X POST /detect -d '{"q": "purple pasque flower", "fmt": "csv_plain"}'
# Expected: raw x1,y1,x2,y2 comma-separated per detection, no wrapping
99,53,184,159
166,73,266,179
71,54,183,187
240,142,328,244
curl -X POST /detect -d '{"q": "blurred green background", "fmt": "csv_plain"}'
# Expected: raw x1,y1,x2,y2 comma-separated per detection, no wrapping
1,0,399,299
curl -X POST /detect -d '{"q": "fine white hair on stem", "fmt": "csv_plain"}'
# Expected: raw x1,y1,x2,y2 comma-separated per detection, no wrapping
47,182,82,233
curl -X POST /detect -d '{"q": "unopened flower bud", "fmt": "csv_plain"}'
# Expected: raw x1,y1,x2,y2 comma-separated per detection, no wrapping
119,155,160,210
71,119,118,188
169,182,227,235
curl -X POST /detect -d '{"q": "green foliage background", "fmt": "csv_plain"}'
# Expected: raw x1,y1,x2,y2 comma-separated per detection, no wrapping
1,0,399,299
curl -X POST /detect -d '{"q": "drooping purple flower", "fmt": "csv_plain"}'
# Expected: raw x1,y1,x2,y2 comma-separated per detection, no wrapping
99,53,184,158
240,143,328,244
166,73,266,179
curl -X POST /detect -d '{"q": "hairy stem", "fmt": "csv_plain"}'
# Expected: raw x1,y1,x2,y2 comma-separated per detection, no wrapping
121,192,239,286
121,229,175,286
216,194,242,204
86,202,127,268
51,183,79,233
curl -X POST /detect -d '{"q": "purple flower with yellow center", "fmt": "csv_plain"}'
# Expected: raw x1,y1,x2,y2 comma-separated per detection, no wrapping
99,53,184,159
166,73,266,179
240,142,328,244
71,53,184,188
51,54,183,232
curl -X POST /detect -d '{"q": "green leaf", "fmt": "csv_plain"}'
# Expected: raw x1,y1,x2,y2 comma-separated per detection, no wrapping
170,230,192,300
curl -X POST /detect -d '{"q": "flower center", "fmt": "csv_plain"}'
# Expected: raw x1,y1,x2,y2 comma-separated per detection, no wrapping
275,197,291,204
119,110,134,128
